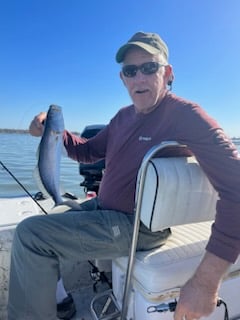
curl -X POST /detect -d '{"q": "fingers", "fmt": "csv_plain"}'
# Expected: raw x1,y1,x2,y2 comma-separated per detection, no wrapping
29,112,47,137
173,281,218,320
174,306,198,320
174,310,199,320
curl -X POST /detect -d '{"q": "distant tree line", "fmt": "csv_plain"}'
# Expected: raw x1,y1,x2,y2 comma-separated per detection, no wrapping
0,128,29,134
0,128,80,135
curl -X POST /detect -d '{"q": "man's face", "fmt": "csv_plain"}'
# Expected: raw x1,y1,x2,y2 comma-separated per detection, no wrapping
120,47,170,114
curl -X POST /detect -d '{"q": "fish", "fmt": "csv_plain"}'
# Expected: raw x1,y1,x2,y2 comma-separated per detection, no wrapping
35,105,81,211
35,104,65,205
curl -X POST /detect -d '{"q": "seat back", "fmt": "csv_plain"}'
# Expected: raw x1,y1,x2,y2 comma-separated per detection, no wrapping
137,155,219,231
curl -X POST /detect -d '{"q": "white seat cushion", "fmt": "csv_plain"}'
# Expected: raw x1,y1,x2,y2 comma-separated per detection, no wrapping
113,221,240,297
137,157,219,231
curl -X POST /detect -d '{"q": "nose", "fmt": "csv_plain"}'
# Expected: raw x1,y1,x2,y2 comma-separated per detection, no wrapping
133,70,146,81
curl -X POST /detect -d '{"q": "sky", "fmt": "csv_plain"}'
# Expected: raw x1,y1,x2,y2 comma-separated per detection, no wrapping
0,0,240,137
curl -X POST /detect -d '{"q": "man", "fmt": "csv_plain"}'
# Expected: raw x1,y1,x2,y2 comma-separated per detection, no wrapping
8,32,240,320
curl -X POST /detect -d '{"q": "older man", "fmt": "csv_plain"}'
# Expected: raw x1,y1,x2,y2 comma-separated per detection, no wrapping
8,32,240,320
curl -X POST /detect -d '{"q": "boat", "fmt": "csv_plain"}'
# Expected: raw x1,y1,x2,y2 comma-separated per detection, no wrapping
1,134,240,319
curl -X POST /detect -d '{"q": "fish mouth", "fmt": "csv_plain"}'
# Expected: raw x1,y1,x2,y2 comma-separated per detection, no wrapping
50,104,62,112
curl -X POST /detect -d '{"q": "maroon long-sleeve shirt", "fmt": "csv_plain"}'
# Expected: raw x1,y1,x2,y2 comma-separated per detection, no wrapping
63,92,240,263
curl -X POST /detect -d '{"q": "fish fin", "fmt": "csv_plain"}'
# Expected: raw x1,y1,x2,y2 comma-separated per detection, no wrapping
61,200,82,210
49,200,82,214
33,166,51,199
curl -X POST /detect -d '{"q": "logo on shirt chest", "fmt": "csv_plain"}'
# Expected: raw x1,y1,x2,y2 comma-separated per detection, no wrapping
139,136,152,141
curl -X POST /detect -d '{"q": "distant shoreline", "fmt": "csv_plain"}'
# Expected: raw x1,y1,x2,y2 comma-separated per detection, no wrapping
0,128,80,135
0,128,29,134
0,128,239,144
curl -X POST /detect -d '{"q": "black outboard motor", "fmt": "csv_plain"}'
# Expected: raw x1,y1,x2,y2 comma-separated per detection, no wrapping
79,125,106,195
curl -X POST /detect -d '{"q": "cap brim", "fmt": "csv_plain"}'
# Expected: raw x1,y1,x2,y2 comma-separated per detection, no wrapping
116,41,160,63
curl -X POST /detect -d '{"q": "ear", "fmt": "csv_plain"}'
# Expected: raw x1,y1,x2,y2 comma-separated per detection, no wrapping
165,65,174,85
120,71,127,86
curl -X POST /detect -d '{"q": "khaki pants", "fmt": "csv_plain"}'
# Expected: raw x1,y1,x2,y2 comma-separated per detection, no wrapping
8,198,170,319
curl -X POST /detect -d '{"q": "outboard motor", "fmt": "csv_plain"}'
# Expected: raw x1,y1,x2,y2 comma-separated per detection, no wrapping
79,125,106,195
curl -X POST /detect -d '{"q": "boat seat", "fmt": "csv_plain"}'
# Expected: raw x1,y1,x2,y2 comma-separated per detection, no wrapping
95,154,219,272
113,221,240,299
136,155,219,230
112,152,240,301
91,142,240,319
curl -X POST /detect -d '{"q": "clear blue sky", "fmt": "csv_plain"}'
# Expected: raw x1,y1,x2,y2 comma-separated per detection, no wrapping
1,0,240,137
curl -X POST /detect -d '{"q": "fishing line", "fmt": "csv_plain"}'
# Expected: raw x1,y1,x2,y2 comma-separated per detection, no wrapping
0,160,48,214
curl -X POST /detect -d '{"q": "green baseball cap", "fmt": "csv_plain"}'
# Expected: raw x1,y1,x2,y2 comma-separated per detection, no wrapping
116,31,169,63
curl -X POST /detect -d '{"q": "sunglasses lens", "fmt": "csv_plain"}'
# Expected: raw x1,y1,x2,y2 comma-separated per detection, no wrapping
122,65,137,77
141,62,159,75
122,62,162,78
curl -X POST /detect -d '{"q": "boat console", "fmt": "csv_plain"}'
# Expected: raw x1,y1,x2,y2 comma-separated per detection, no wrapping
79,124,106,194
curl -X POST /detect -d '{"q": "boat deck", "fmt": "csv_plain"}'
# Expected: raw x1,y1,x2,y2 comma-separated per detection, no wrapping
72,285,96,320
60,261,113,320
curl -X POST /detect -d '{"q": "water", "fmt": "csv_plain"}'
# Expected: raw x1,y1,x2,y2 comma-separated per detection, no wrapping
0,133,85,198
1,133,240,199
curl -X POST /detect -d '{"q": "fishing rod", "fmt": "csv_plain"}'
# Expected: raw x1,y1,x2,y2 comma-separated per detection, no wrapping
0,160,48,214
1,161,111,294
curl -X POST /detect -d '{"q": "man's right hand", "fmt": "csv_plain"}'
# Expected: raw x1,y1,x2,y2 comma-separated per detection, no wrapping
29,112,47,136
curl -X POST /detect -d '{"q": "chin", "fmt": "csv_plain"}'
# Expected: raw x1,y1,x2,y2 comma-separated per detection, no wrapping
135,104,156,114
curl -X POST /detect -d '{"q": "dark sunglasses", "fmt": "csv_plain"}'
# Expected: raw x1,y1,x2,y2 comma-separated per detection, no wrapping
122,61,165,78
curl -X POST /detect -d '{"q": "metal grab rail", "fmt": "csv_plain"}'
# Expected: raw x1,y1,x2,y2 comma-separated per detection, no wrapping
120,141,185,320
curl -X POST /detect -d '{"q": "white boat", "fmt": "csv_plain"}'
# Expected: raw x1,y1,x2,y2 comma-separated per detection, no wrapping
1,141,240,320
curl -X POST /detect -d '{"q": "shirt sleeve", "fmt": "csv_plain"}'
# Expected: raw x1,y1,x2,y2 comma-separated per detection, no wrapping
62,127,108,163
175,103,240,263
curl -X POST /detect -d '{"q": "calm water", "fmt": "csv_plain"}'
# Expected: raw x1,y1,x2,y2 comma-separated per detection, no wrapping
0,133,85,198
1,133,240,199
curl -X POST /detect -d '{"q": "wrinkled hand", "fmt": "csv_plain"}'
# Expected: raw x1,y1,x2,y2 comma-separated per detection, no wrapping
174,276,218,320
174,252,230,320
29,112,47,136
